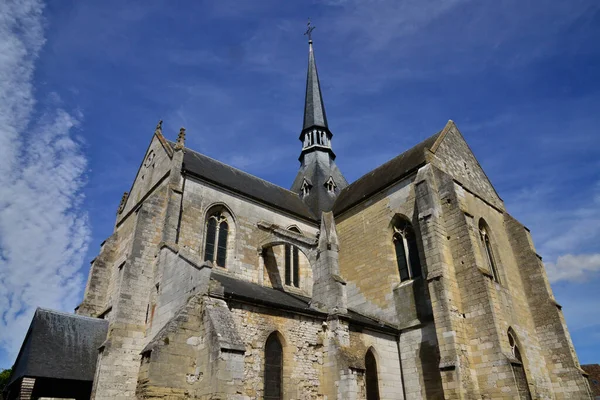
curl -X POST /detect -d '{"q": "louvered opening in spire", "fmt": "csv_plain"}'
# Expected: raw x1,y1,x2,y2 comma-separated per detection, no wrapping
303,41,328,130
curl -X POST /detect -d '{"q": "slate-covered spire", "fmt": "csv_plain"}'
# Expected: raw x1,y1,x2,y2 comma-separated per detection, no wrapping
303,36,328,131
291,21,348,217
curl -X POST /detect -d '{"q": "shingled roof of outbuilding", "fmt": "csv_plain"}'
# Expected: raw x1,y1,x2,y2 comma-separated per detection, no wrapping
175,143,317,222
332,131,442,216
7,308,108,387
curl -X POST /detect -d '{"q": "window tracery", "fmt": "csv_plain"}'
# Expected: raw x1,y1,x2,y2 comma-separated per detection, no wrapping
204,211,229,267
479,220,500,283
393,220,422,282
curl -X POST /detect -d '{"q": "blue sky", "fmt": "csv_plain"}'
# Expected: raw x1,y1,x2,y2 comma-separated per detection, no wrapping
0,0,598,369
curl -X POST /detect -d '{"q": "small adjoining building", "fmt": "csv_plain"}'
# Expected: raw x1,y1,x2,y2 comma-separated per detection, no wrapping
4,309,108,400
582,365,600,399
5,29,592,400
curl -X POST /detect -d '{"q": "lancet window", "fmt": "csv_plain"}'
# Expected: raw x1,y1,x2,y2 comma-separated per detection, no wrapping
365,349,380,400
508,329,532,400
264,332,283,400
479,220,500,283
393,220,422,282
284,227,301,288
204,211,229,267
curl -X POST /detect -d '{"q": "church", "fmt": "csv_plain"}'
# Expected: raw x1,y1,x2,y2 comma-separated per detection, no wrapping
4,30,592,400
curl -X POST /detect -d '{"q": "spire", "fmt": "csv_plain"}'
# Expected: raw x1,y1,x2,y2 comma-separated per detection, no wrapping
292,20,348,217
303,21,327,131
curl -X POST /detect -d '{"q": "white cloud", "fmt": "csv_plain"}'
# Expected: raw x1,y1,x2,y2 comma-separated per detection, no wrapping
0,0,90,366
545,254,600,284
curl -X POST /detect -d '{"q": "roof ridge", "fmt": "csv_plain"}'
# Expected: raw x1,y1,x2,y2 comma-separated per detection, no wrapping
341,130,441,193
174,142,302,197
36,307,107,322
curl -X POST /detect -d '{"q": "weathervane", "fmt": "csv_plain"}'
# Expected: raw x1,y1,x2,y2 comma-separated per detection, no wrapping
304,18,315,42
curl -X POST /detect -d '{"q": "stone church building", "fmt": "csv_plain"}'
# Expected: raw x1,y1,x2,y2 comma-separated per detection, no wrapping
5,36,592,400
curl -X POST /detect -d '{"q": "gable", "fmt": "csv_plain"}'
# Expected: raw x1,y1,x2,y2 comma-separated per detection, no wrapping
118,132,174,220
429,121,504,210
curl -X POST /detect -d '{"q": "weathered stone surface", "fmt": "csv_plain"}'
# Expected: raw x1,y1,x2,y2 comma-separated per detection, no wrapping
71,119,591,400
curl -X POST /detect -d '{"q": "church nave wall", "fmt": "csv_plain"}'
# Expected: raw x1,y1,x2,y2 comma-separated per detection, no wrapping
177,177,318,289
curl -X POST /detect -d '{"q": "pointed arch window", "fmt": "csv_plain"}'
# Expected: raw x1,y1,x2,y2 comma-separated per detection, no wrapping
300,179,311,197
204,212,229,267
508,329,532,400
324,176,337,193
285,227,300,288
393,220,422,282
264,332,283,400
365,349,380,400
479,220,500,283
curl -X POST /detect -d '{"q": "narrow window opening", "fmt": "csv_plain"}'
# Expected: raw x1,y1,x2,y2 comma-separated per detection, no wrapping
264,333,283,400
217,220,228,267
204,218,217,262
284,245,291,286
301,179,311,197
508,330,532,400
479,220,500,283
284,228,301,288
393,220,422,282
204,211,230,267
292,247,299,287
365,349,380,400
324,176,337,193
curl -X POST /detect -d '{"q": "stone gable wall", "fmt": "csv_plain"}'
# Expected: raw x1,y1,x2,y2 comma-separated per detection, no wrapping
118,135,173,220
431,126,504,211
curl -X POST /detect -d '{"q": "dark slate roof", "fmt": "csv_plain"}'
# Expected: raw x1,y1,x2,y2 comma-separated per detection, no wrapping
177,143,317,222
210,272,397,333
8,309,108,386
290,151,348,216
303,41,328,131
332,131,441,215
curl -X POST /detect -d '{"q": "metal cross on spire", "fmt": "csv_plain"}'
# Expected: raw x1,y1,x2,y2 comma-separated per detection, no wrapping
304,18,315,42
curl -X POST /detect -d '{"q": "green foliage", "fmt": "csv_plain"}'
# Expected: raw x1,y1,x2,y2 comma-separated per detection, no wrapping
0,368,12,391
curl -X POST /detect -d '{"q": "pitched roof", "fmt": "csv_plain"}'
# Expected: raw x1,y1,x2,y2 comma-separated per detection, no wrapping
332,131,442,215
210,272,398,333
8,309,108,387
179,144,317,222
290,152,348,216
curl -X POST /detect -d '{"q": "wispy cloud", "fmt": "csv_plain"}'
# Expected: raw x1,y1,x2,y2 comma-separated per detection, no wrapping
545,254,600,284
0,0,90,365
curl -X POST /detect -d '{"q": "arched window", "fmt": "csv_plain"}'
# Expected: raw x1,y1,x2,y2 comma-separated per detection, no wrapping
264,332,283,400
479,220,500,283
393,220,422,282
508,329,532,400
284,227,300,287
365,349,380,400
204,211,229,267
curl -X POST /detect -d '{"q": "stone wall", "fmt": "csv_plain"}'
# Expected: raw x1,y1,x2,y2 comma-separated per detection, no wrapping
177,176,317,290
336,176,422,325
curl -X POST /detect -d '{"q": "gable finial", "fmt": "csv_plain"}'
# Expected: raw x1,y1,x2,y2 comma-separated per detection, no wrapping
304,18,315,43
155,120,163,135
176,127,186,150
